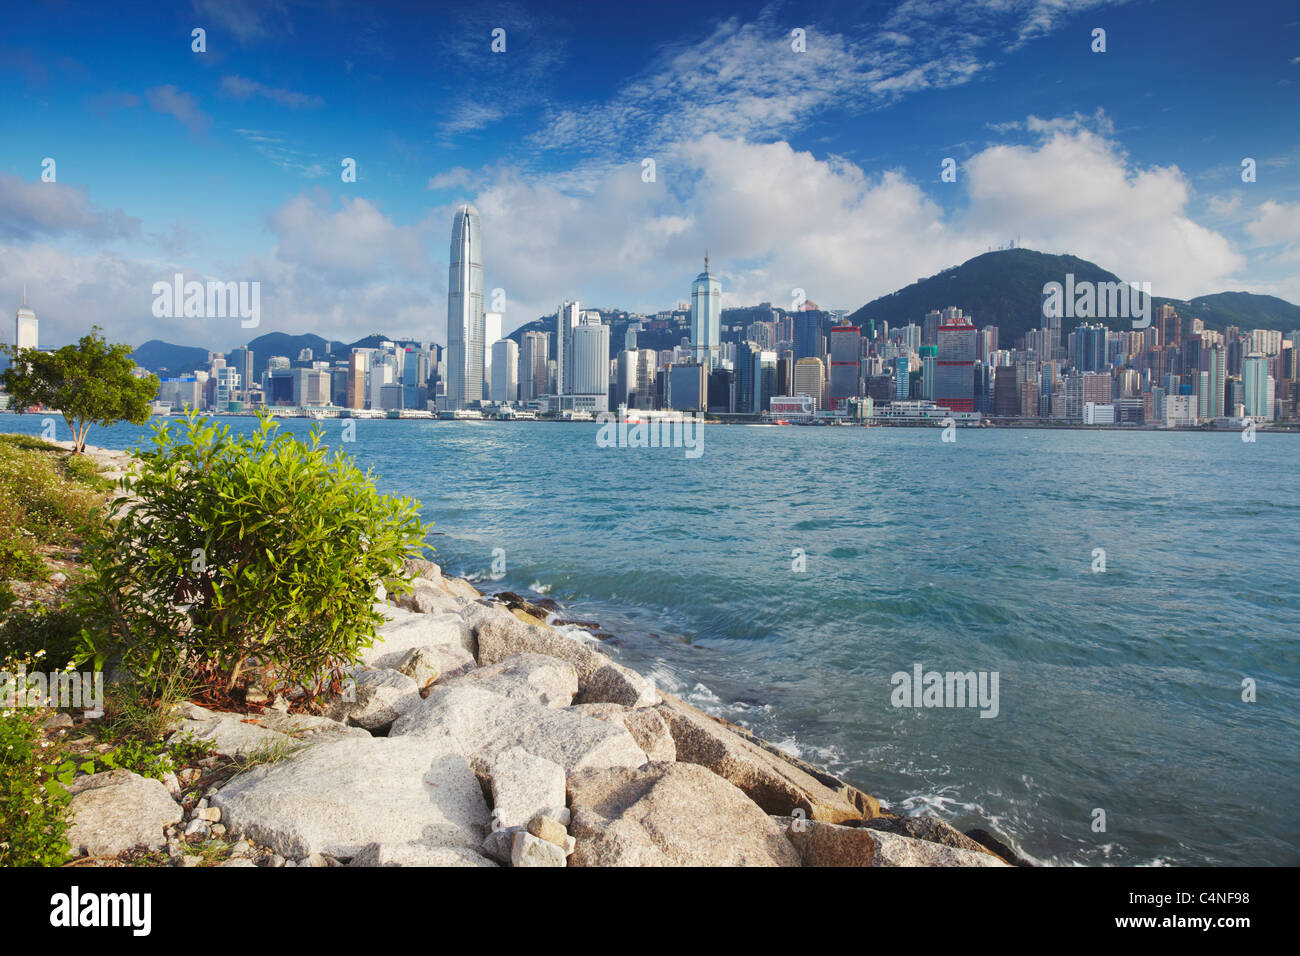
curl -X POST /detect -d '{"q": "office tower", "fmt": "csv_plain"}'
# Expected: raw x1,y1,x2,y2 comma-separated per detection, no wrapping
795,357,826,410
1242,352,1270,419
735,341,758,413
445,204,485,409
483,311,503,391
923,310,940,347
1073,323,1108,373
402,347,432,409
634,350,657,409
1155,304,1179,347
793,310,821,361
570,317,610,411
14,287,37,352
667,363,707,411
615,350,638,409
898,323,921,355
519,331,549,401
228,346,255,398
346,351,367,409
624,321,642,351
920,345,937,402
935,311,977,412
828,325,862,411
490,338,518,403
893,355,910,400
556,300,580,395
690,252,722,370
973,361,993,414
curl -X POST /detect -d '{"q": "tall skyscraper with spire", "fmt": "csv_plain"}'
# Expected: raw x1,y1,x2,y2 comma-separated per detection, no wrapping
15,285,38,352
690,251,721,370
445,205,484,410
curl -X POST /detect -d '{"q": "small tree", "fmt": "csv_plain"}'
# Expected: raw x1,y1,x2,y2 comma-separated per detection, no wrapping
75,411,429,697
0,327,158,454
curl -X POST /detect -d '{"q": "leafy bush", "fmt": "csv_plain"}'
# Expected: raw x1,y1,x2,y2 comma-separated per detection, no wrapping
0,605,85,673
76,411,428,695
0,709,71,867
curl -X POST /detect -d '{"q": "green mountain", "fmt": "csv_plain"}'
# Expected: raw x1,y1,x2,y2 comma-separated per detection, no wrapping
847,249,1300,346
129,339,212,376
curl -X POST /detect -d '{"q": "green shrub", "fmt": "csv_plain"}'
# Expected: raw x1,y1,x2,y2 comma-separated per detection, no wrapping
0,709,71,866
0,604,84,673
0,435,104,584
76,411,428,695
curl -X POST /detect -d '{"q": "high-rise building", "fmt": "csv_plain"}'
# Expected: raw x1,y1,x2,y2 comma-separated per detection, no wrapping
1242,352,1270,420
490,338,518,403
519,331,549,401
690,253,721,370
556,300,580,395
935,311,976,412
794,357,826,410
1206,346,1226,419
346,350,367,409
920,345,937,402
569,317,608,400
828,325,862,411
445,204,485,409
228,346,255,398
667,363,706,411
483,311,503,391
893,355,910,400
15,287,37,352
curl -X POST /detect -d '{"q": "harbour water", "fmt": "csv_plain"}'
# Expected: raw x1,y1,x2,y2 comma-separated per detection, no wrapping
6,413,1297,865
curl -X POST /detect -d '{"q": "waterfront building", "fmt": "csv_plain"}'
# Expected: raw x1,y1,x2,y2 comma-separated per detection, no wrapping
667,362,707,412
828,325,862,410
445,204,485,410
935,311,976,412
689,252,722,370
795,357,826,410
1242,352,1271,420
490,338,518,403
556,300,581,396
519,331,549,401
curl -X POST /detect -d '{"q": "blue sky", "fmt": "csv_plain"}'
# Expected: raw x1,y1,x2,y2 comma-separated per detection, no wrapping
2,0,1298,351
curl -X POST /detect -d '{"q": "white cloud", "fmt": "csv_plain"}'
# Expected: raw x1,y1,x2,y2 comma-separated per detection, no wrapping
0,173,140,241
145,85,211,136
220,76,323,109
1243,200,1300,245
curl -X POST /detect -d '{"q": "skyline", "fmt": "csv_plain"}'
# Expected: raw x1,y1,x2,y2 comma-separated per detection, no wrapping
2,0,1299,353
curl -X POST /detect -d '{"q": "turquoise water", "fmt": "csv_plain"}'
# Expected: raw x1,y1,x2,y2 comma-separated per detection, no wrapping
6,413,1298,866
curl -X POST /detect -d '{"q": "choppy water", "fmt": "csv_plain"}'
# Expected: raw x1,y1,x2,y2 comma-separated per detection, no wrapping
6,413,1298,866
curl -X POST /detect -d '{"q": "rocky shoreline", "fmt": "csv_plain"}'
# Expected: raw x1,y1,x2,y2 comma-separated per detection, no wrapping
28,442,1021,867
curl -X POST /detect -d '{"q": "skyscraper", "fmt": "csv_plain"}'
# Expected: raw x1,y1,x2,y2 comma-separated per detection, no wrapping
15,287,37,352
570,316,610,412
828,325,862,410
490,338,518,403
935,311,977,412
795,357,826,410
690,252,721,370
445,204,485,410
519,331,549,402
1242,352,1270,420
556,300,580,396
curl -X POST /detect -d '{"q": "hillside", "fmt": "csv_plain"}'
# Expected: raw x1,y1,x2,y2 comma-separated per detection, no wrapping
847,249,1299,346
129,339,212,376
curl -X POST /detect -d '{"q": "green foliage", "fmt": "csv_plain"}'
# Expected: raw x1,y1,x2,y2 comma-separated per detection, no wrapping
0,433,105,583
102,668,197,744
0,709,72,866
0,604,84,673
0,326,158,454
76,410,429,695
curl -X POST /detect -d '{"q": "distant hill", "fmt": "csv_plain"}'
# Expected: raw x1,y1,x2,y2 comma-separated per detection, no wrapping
130,339,211,376
847,249,1300,346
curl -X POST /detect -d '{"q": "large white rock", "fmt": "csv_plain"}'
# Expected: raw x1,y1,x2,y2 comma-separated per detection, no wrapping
66,770,183,858
773,817,1009,867
475,616,608,684
391,685,647,778
254,711,371,742
213,736,490,859
348,842,497,867
573,703,676,762
397,578,465,616
490,746,567,829
363,612,477,666
325,667,422,731
574,660,660,708
443,653,577,708
168,714,294,758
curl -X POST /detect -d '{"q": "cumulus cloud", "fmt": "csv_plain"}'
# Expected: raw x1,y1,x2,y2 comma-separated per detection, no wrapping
0,173,141,242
